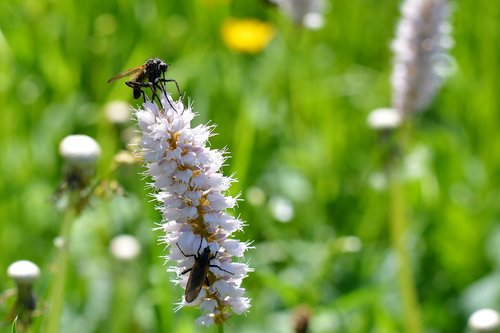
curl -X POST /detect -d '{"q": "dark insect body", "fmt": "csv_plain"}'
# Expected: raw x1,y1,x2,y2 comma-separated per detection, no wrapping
176,239,234,303
107,58,181,107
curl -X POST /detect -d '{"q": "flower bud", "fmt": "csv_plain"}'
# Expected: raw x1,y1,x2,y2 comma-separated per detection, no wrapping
7,260,40,286
468,309,500,333
7,260,40,326
367,108,402,130
59,134,101,190
59,134,101,167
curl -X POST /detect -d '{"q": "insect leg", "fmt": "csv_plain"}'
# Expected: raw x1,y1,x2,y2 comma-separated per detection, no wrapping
157,78,181,97
176,243,196,258
208,264,234,275
196,237,203,255
125,80,145,90
125,81,148,102
148,82,163,106
180,267,193,275
153,79,176,110
124,81,134,88
207,249,234,274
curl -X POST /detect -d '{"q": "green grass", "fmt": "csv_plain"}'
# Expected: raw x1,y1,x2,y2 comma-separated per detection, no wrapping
0,0,499,332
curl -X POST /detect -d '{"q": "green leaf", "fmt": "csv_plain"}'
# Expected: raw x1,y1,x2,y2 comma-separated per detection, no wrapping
11,316,18,333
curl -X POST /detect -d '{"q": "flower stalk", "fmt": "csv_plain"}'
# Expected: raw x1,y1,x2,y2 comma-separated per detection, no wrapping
42,134,101,333
368,1,452,331
42,207,75,333
388,162,422,333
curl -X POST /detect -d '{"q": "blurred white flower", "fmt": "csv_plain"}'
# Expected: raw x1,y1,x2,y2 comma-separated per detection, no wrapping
338,236,362,253
269,196,294,223
53,236,65,249
367,107,402,130
104,100,130,125
109,234,141,261
403,145,431,180
7,260,40,328
246,186,266,206
59,134,101,168
303,12,324,30
7,260,41,285
468,308,500,333
58,134,101,192
368,172,388,191
391,0,453,117
135,92,251,325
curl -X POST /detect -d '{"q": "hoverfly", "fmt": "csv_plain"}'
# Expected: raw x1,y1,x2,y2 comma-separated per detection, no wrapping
176,238,234,303
107,58,181,107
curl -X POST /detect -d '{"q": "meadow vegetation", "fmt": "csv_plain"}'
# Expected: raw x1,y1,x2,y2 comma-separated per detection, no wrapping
0,0,499,332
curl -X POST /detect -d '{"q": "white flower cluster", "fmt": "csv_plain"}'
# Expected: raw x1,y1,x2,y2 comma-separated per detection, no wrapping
135,93,251,326
391,0,452,116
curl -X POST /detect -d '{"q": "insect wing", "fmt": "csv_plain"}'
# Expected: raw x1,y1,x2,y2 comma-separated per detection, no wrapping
185,260,210,303
107,66,144,83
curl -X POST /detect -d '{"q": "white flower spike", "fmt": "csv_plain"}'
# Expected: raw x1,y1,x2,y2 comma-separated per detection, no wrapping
135,92,251,325
391,0,452,117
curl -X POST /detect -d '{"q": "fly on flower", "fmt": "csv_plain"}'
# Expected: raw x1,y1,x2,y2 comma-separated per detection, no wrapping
176,238,234,303
107,58,181,106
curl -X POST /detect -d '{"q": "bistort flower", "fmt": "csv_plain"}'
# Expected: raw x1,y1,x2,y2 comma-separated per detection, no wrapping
135,92,251,325
391,0,453,117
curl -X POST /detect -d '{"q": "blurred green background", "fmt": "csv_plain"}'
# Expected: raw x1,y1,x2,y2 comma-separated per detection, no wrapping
1,0,499,332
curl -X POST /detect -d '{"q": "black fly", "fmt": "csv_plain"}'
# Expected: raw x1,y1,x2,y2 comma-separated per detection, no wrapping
176,238,234,303
107,58,181,107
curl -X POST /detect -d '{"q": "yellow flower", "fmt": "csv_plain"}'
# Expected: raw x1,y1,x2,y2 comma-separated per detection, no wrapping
221,18,275,53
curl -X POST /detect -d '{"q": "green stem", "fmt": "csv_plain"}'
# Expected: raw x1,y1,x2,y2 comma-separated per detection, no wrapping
389,169,423,333
42,206,76,333
217,323,224,333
